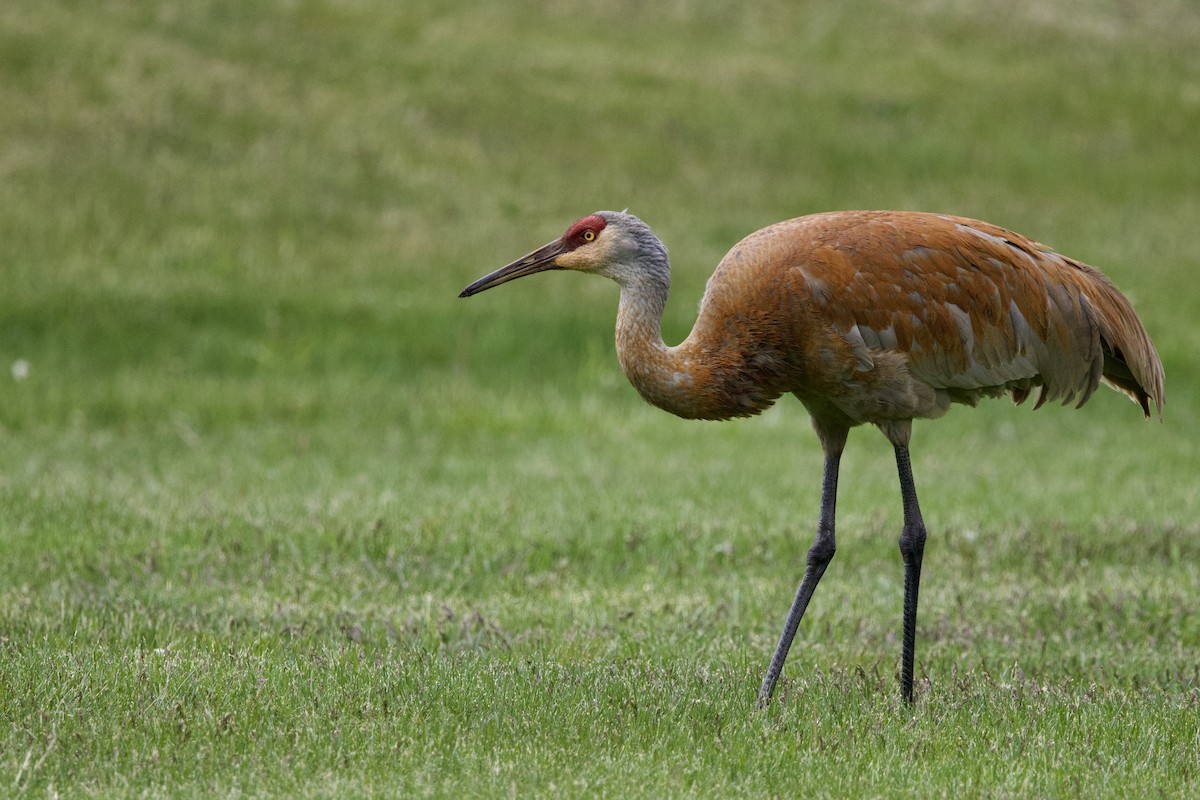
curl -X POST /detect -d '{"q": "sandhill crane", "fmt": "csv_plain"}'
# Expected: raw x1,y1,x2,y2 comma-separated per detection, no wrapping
460,210,1165,706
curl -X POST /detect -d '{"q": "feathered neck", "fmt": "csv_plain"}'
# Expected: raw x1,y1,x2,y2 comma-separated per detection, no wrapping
611,254,717,419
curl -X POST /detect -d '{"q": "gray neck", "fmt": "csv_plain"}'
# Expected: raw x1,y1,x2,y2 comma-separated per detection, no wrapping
612,255,705,418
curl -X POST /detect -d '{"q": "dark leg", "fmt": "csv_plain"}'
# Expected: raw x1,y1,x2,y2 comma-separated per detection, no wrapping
757,450,842,707
894,443,927,704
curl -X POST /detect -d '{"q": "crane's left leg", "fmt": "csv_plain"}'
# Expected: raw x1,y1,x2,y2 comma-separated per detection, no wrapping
891,432,927,705
757,422,847,707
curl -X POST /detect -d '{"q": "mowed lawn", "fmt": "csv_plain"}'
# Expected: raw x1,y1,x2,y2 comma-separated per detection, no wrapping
2,1,1199,796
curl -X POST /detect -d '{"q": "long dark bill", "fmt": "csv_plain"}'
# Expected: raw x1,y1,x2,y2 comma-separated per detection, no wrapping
459,239,568,298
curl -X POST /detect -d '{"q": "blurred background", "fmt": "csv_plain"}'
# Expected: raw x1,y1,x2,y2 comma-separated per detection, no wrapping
4,0,1199,674
4,0,1199,652
3,1,1195,439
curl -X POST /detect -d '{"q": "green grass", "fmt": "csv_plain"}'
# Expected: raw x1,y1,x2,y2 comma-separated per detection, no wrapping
3,0,1200,796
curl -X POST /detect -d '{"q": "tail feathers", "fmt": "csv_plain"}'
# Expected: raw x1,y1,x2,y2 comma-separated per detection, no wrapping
1101,347,1159,419
1069,258,1165,419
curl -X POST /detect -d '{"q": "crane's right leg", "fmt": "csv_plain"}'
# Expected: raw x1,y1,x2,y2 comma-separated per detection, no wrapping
757,425,847,707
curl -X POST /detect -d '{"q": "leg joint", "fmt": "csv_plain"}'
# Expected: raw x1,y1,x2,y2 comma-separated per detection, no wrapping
898,524,927,556
807,536,836,567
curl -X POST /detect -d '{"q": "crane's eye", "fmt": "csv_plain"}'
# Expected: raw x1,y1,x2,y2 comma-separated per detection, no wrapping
582,230,596,242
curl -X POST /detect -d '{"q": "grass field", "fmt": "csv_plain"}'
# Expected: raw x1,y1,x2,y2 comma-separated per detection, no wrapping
3,0,1199,796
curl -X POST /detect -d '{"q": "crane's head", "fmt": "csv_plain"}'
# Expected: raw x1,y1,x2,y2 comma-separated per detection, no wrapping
459,210,667,297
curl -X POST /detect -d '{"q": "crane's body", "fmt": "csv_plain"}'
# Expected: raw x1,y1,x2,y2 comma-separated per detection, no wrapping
460,209,1164,705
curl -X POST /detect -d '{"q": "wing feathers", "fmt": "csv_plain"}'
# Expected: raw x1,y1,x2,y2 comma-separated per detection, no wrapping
791,212,1163,416
702,211,1162,422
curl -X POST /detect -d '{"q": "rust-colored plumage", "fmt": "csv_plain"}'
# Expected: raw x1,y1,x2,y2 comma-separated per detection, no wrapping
461,210,1164,705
